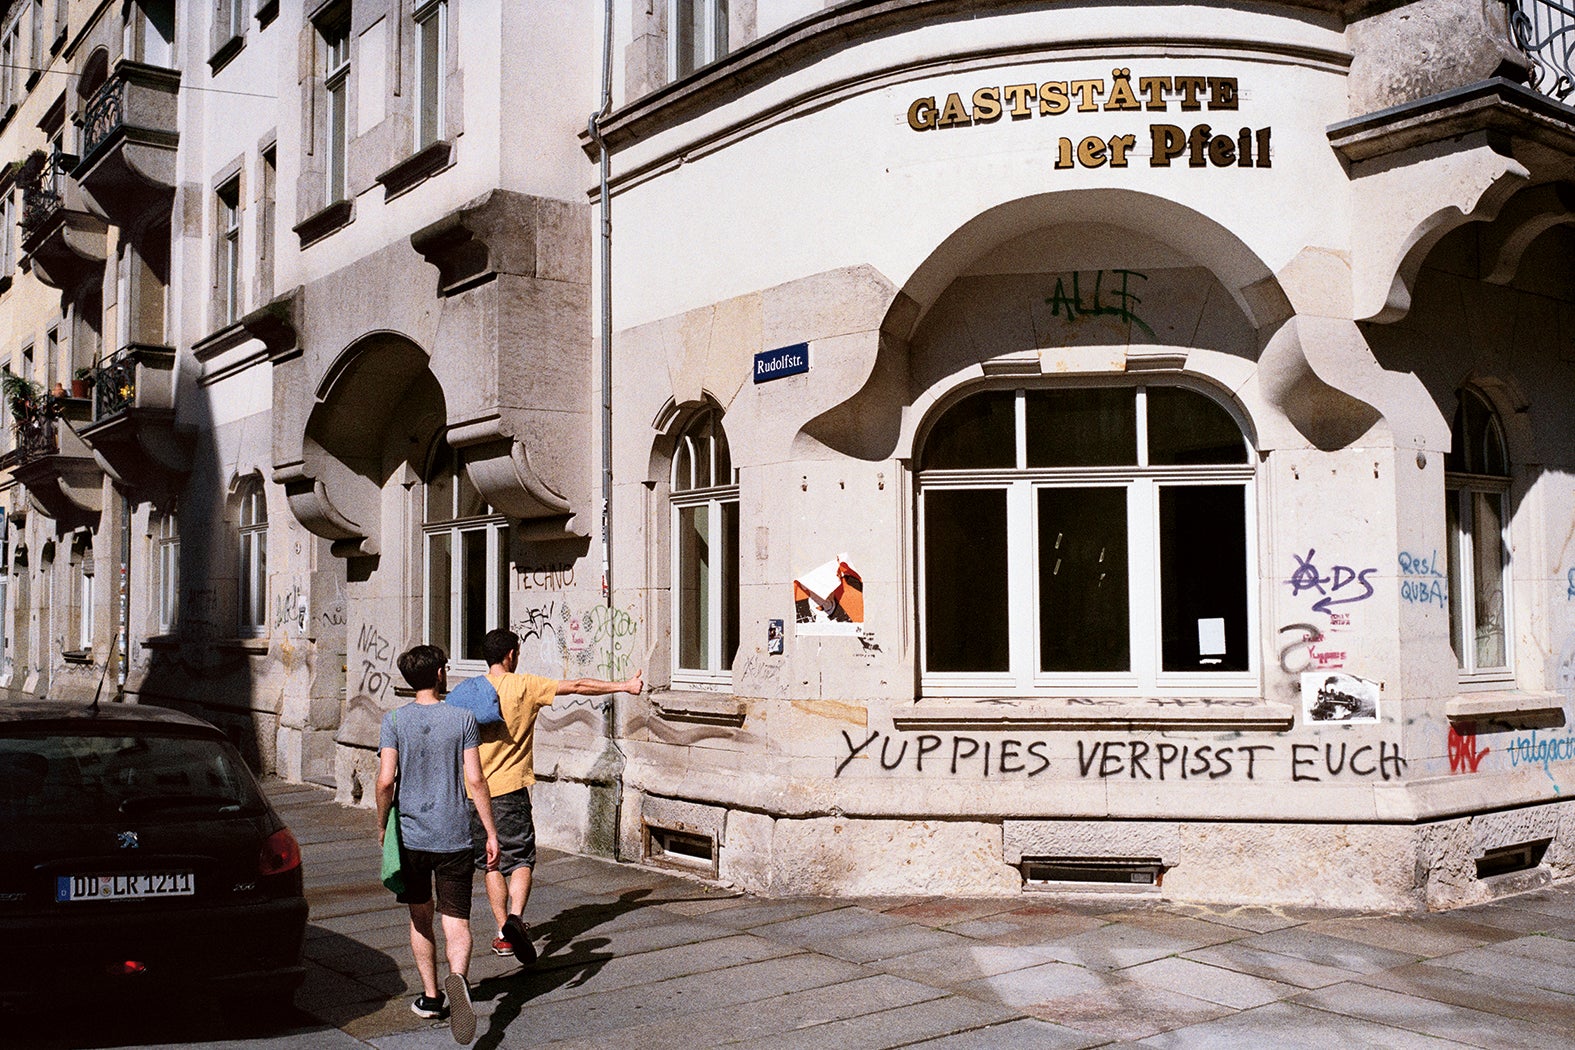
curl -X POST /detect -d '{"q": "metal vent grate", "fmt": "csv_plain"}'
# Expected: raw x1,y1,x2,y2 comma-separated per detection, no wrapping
1475,839,1549,880
1020,856,1164,891
645,825,718,876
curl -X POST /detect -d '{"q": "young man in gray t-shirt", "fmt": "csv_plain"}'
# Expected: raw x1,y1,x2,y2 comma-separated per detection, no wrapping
378,645,499,1043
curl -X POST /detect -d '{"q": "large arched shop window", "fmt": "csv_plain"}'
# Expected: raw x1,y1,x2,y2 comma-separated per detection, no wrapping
671,405,739,683
424,443,507,669
918,384,1254,694
1445,389,1511,679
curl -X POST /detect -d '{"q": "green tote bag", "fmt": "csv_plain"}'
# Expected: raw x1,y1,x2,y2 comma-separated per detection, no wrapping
380,709,405,894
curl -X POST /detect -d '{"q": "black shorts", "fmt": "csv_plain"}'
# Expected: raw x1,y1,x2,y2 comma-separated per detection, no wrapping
472,788,537,874
395,848,474,919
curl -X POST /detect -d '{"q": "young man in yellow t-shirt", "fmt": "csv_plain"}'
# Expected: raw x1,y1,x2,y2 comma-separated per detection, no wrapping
465,627,643,962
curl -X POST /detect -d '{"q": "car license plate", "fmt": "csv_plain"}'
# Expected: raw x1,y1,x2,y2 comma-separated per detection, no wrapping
56,872,195,902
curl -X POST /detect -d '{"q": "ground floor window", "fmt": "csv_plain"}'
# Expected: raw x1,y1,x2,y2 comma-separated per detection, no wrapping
670,404,739,684
1445,389,1512,681
919,384,1255,695
424,444,507,669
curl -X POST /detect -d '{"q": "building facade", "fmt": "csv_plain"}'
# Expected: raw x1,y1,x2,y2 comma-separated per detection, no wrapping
2,0,1574,909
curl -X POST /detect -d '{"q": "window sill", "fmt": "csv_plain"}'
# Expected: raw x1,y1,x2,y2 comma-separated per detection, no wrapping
256,1,279,29
141,634,268,654
25,70,40,91
650,690,746,727
208,33,245,75
51,29,65,58
192,320,253,361
895,697,1296,732
376,139,454,201
1445,690,1563,722
61,649,93,665
292,198,353,247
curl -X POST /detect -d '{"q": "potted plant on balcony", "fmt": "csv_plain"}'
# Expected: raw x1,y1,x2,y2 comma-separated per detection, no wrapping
3,372,63,457
71,367,91,399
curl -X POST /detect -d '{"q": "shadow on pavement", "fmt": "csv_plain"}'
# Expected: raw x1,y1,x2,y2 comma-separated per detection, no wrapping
471,887,733,1050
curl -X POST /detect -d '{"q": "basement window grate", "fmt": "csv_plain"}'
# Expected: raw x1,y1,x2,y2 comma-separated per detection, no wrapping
1020,856,1164,891
1475,839,1549,880
645,825,718,876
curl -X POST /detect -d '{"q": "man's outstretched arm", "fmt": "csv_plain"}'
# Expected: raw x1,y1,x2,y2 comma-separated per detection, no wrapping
555,669,643,696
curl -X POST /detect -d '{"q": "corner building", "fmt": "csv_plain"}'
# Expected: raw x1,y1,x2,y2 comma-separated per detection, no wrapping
1,1,1573,910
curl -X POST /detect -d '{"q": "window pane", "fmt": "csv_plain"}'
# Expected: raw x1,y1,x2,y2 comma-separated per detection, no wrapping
1025,388,1137,467
922,391,1016,470
495,528,509,642
426,460,454,522
417,9,442,147
1447,494,1465,669
1471,491,1507,669
239,538,254,626
677,505,710,670
460,529,488,661
1159,485,1248,671
1146,387,1247,465
675,0,700,77
714,0,730,59
673,436,694,491
255,533,267,626
456,465,486,519
328,83,347,201
924,489,1009,672
722,499,739,671
1038,487,1129,672
427,532,452,650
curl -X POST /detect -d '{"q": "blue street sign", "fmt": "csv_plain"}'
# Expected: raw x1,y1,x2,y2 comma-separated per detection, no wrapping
754,343,810,383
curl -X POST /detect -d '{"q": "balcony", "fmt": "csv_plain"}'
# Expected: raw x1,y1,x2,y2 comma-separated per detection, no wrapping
7,401,103,528
77,345,192,496
1511,0,1575,101
18,150,108,292
73,61,180,228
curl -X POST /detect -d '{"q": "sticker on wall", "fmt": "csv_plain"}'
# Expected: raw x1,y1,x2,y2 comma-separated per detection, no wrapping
793,555,864,636
1303,671,1380,724
767,619,785,655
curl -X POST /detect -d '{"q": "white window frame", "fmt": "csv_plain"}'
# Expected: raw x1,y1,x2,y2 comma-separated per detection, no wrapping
669,410,738,685
237,478,267,636
322,12,351,203
155,513,178,634
1445,389,1513,684
222,0,246,41
668,0,728,80
422,447,507,674
1,191,15,276
413,0,446,150
217,177,241,326
917,383,1258,698
1,19,19,109
75,538,93,651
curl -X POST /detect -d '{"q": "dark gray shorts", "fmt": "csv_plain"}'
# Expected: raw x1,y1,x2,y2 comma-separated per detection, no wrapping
471,788,536,874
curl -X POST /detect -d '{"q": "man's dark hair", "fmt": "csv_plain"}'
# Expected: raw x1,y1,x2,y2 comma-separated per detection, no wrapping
482,629,520,667
397,644,446,690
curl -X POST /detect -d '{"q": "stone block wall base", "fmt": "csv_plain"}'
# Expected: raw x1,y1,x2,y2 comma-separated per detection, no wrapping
531,787,1575,909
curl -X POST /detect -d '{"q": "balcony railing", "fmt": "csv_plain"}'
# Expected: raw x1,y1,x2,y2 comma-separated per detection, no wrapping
80,77,126,160
19,150,78,236
1510,0,1575,101
15,417,59,465
92,349,138,420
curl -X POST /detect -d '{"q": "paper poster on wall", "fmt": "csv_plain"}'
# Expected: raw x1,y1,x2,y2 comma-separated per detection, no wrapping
793,555,864,635
1302,671,1381,723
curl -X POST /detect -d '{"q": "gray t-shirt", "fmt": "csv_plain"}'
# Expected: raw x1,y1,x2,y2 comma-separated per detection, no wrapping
380,701,479,853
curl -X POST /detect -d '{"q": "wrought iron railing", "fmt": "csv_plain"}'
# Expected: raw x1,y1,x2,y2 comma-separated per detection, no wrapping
80,77,125,159
15,417,58,464
92,349,137,421
1510,0,1575,101
19,150,78,236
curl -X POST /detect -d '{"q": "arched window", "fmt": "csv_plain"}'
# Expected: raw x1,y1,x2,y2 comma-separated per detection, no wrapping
236,477,268,636
1445,389,1511,679
918,384,1254,695
424,443,507,669
671,405,739,683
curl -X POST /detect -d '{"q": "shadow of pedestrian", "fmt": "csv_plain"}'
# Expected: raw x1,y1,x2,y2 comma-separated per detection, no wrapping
471,886,740,1048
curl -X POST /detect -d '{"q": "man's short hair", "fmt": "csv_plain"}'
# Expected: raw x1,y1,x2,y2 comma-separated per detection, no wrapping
482,629,520,667
397,645,446,690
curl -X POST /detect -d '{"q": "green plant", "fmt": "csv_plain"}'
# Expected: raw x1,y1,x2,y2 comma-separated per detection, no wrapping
74,366,92,381
2,372,61,432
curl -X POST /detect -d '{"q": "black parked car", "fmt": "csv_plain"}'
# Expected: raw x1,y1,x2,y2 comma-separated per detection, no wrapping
0,696,307,1015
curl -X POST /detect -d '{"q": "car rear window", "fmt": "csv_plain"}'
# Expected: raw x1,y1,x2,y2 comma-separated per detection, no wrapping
0,729,266,823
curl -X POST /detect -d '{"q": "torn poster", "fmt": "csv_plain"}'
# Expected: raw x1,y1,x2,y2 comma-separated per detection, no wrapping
793,555,864,635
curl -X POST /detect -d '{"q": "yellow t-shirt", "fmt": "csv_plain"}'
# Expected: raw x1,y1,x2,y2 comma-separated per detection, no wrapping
475,672,556,796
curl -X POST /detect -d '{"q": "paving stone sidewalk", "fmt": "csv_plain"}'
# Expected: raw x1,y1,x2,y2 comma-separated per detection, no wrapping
21,780,1574,1049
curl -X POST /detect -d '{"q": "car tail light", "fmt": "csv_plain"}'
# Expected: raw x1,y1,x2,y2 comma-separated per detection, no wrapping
259,827,302,876
108,960,147,976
